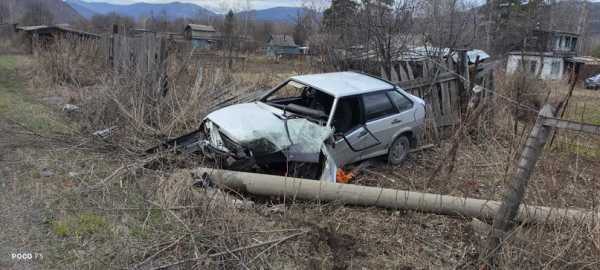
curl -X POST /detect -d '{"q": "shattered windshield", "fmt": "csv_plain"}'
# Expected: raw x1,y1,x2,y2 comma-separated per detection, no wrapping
262,80,334,121
220,117,332,157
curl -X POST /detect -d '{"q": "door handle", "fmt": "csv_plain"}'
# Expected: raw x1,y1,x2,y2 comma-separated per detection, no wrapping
358,130,368,138
392,119,402,125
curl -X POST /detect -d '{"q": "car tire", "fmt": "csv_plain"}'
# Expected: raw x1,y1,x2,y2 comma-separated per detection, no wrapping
388,136,410,165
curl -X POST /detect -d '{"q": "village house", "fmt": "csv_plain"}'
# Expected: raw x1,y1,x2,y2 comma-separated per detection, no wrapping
506,30,579,80
265,34,301,57
184,24,218,49
15,24,100,53
17,24,99,43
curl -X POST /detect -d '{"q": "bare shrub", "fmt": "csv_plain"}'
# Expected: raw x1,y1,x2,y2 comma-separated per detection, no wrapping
496,72,547,124
0,29,27,54
32,37,108,87
32,38,272,152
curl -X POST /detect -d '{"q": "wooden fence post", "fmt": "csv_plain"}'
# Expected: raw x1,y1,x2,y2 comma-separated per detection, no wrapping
158,37,168,97
456,49,470,113
110,24,118,69
483,104,557,267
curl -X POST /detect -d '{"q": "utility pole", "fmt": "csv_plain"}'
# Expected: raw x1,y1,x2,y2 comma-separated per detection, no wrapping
483,104,558,267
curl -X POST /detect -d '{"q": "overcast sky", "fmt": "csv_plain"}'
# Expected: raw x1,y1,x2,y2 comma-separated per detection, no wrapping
79,0,330,12
78,0,600,13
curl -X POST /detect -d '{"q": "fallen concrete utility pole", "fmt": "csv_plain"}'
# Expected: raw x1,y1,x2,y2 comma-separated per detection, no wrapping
193,168,599,225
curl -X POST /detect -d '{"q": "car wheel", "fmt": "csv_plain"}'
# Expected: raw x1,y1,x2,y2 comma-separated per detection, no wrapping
388,136,410,165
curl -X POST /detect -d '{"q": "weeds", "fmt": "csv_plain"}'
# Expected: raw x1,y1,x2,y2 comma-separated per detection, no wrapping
51,213,109,238
1,35,600,269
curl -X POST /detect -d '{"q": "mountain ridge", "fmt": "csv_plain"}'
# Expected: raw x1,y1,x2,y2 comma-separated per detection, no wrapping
65,0,309,22
65,0,216,20
1,0,84,24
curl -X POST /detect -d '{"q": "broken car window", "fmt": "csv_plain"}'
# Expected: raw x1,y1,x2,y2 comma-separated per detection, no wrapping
265,81,306,101
264,81,334,121
362,92,398,121
332,96,362,134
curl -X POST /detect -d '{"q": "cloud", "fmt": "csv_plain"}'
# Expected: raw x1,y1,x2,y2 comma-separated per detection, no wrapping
80,0,330,13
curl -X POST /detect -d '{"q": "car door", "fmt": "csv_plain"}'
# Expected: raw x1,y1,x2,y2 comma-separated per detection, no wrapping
361,90,414,160
328,96,379,167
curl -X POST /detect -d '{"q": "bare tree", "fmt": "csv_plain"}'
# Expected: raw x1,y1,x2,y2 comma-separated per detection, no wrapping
485,0,550,55
357,0,419,79
20,0,54,26
417,0,479,50
293,9,316,46
90,12,135,33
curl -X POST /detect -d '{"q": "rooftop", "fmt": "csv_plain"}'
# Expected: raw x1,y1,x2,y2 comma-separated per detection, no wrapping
268,34,298,47
16,24,100,38
291,72,395,97
185,24,216,32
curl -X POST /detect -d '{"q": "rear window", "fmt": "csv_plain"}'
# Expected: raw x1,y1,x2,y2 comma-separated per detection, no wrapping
362,92,398,121
388,90,413,111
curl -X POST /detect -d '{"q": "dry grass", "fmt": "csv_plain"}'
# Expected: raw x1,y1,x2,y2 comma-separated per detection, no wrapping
2,37,600,269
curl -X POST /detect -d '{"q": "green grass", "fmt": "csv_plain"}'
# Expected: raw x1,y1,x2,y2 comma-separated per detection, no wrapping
51,213,110,238
0,55,76,135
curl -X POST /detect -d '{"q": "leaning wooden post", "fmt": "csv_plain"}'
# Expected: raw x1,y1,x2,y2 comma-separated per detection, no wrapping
483,104,557,267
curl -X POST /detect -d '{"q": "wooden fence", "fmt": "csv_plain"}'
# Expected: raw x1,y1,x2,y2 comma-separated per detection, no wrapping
382,50,495,135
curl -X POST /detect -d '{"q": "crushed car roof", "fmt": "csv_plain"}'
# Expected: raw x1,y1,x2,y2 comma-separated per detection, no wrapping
291,71,395,97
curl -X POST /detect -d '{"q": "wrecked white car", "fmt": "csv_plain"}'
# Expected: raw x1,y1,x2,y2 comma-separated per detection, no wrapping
158,72,425,181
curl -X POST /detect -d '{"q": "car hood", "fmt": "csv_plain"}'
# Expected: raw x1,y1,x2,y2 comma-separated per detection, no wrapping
204,102,332,157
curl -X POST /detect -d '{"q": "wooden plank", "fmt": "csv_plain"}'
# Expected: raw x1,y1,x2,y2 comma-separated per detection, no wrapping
432,84,442,119
390,65,400,82
405,62,415,80
380,66,388,80
396,72,456,89
449,81,459,114
398,63,409,81
441,82,451,117
422,61,430,78
447,55,455,72
543,118,600,135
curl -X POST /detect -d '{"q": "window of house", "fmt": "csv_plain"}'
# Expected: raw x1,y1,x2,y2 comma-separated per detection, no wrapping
551,61,561,76
516,59,524,71
528,60,537,74
362,92,398,121
387,90,413,112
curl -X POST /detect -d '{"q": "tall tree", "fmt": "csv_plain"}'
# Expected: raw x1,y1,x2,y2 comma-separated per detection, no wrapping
322,0,358,33
293,10,314,46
